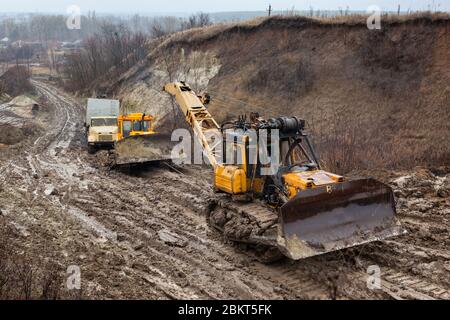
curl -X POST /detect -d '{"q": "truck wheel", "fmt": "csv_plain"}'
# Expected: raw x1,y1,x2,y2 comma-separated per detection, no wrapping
88,145,96,154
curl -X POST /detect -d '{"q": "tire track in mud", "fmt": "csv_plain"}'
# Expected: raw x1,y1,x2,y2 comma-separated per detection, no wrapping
0,83,347,299
381,269,449,300
29,83,199,299
1,81,448,299
1,82,163,298
68,168,284,299
0,81,292,299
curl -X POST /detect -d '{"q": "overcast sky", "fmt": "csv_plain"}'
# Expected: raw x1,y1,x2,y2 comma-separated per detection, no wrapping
0,0,448,14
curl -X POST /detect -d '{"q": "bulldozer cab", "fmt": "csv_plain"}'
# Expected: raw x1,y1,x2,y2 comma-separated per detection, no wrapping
114,113,177,166
218,128,309,197
118,113,155,140
279,136,323,175
221,128,319,180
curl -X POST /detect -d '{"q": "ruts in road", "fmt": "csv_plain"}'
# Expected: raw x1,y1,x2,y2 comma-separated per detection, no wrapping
0,81,448,299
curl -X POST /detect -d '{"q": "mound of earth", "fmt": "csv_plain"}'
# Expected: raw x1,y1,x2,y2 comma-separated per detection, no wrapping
10,95,38,107
0,124,26,145
6,96,40,119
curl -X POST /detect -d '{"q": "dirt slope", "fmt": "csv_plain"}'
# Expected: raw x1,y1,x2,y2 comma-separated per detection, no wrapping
108,14,449,173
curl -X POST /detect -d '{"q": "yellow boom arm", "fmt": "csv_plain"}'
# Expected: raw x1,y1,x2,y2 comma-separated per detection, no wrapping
164,82,221,169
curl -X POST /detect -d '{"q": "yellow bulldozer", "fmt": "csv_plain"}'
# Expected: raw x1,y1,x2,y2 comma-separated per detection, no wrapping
164,82,404,262
113,113,175,166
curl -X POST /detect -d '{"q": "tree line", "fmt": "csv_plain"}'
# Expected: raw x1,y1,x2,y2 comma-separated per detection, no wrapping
62,13,212,92
0,12,212,43
0,12,212,92
63,24,147,91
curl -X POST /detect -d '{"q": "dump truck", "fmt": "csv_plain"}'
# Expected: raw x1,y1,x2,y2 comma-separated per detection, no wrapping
112,113,176,166
86,98,120,154
164,82,404,262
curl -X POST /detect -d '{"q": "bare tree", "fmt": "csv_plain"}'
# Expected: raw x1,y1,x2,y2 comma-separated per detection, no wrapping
14,45,34,72
184,12,212,29
64,23,150,92
149,17,182,38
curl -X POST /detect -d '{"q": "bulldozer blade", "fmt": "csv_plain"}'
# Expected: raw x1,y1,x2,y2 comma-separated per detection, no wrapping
278,178,404,260
114,134,178,166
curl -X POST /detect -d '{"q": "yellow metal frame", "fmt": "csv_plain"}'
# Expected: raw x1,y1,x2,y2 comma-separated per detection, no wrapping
164,83,221,169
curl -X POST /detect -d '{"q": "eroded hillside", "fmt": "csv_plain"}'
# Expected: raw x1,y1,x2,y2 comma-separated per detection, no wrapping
1,15,449,300
108,15,449,173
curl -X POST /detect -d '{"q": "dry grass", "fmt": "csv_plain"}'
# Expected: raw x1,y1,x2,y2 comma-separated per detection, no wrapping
312,113,393,174
311,101,450,174
246,56,314,97
161,12,449,48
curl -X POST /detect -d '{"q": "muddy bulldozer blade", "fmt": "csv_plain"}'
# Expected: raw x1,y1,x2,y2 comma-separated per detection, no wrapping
278,178,404,260
114,134,177,166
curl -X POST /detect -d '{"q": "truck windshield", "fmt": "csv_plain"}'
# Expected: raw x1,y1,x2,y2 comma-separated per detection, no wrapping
91,118,117,127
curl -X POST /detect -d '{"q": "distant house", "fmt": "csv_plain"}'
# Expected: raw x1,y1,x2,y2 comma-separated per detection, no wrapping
9,40,42,51
61,40,83,49
0,37,9,48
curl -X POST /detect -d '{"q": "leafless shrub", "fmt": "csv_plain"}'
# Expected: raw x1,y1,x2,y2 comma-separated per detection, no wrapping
0,227,13,298
161,48,183,82
310,105,450,174
311,109,391,174
159,48,191,130
150,17,183,38
15,260,34,300
64,23,149,92
184,13,212,29
0,224,67,300
0,65,33,96
40,263,63,300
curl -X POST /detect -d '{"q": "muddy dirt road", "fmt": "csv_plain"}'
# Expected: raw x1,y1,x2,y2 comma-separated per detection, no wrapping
0,81,448,299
